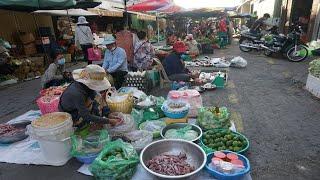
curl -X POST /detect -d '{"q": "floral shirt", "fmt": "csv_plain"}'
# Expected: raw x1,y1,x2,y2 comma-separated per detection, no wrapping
134,40,155,70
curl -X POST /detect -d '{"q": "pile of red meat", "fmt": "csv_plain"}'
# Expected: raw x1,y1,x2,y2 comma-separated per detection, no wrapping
146,153,195,176
40,86,67,97
0,124,24,137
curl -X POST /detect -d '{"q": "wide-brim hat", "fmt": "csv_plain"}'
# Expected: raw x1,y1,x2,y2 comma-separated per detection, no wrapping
101,34,116,45
72,64,111,92
173,41,187,53
77,16,89,25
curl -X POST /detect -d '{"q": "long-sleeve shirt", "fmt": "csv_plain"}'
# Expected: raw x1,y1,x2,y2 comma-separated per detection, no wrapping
75,25,94,48
102,47,128,73
41,63,63,88
58,82,108,126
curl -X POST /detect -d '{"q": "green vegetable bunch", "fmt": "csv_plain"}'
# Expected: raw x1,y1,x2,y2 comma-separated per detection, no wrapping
197,107,231,130
309,59,320,78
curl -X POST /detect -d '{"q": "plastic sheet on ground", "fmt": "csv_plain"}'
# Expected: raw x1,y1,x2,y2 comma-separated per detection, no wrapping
0,110,71,166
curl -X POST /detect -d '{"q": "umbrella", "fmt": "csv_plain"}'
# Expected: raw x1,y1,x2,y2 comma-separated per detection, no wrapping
0,0,76,12
127,0,170,12
156,4,182,14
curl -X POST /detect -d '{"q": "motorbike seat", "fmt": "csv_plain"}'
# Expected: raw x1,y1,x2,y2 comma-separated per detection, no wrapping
242,32,261,39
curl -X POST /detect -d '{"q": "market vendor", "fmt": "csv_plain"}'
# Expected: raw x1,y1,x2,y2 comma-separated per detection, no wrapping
162,41,190,82
250,13,270,34
134,31,155,70
102,35,128,89
41,51,67,89
184,34,199,56
59,64,120,128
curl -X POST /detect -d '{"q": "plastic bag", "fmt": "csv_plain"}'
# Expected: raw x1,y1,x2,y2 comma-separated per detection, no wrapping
164,125,199,141
89,139,139,180
197,107,231,131
131,107,163,126
139,120,166,138
107,114,137,137
71,129,110,156
125,130,153,151
230,56,247,68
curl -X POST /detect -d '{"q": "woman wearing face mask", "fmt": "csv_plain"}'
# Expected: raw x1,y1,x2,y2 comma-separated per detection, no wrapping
101,35,128,89
41,51,67,89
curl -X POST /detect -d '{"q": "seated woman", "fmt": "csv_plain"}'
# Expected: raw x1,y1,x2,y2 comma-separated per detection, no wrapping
59,64,120,128
134,31,155,70
184,34,199,56
41,51,69,89
162,41,190,82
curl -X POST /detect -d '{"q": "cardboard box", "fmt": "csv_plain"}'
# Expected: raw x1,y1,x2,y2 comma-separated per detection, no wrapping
64,53,72,63
23,43,37,55
20,33,35,44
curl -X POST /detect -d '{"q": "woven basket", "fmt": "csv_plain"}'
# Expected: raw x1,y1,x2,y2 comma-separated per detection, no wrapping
106,89,133,114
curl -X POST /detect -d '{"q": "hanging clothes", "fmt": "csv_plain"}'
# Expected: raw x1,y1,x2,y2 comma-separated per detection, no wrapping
116,30,134,64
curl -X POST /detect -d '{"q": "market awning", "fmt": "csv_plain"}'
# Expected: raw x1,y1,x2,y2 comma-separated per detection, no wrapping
88,8,123,17
0,0,76,12
156,4,182,14
128,11,156,21
127,0,170,12
33,9,98,16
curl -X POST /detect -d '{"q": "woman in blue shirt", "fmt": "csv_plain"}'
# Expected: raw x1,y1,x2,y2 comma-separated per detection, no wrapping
102,35,128,89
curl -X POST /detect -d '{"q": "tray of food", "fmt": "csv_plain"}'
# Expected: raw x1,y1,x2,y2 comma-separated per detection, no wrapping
0,121,31,144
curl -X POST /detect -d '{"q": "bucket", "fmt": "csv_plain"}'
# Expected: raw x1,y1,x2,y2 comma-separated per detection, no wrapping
37,137,72,166
31,119,74,141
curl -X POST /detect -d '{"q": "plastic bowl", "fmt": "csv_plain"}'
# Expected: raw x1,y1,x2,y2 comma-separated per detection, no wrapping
205,150,250,180
161,123,202,142
162,109,189,119
75,153,99,164
0,121,31,144
200,129,250,154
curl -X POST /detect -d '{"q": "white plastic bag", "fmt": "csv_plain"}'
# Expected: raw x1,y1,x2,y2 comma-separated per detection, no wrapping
230,56,247,68
125,130,153,151
106,114,137,137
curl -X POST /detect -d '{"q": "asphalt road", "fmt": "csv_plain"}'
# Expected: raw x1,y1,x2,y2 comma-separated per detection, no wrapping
0,44,320,180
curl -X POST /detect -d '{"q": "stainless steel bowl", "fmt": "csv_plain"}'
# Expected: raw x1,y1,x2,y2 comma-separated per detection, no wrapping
161,123,203,142
140,139,207,179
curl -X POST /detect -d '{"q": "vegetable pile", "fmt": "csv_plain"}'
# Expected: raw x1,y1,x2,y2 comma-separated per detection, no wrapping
197,107,230,130
309,59,320,78
202,130,248,152
146,153,195,176
164,125,199,141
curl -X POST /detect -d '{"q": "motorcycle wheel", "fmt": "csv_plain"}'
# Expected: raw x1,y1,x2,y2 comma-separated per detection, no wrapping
239,39,253,52
286,45,308,62
264,49,273,56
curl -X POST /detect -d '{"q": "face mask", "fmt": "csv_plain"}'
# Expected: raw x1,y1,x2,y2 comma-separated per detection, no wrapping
58,58,65,65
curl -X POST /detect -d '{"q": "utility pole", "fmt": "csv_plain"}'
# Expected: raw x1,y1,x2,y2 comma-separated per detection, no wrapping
124,0,128,27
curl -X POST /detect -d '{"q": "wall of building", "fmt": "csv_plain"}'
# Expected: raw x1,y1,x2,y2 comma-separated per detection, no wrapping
0,10,54,43
251,0,276,17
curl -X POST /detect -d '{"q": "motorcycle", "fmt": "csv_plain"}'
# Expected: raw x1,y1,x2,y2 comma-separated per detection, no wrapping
239,26,279,52
261,25,308,62
239,25,308,62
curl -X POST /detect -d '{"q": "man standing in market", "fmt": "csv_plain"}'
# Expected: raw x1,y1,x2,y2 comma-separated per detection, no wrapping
250,13,271,34
102,35,128,89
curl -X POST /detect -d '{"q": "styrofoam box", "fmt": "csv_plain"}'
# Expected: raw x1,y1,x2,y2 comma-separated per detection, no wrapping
306,73,320,98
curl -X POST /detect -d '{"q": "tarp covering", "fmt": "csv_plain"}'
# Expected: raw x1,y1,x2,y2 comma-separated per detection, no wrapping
0,0,76,11
127,0,169,12
128,11,156,21
156,4,182,14
34,9,98,16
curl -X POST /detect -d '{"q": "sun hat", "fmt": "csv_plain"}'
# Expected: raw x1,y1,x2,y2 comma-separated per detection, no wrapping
101,34,116,45
186,34,193,40
77,16,89,25
72,64,111,91
173,41,187,53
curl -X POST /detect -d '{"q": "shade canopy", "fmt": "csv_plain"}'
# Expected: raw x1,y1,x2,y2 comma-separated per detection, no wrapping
127,0,170,12
33,8,98,16
0,0,76,11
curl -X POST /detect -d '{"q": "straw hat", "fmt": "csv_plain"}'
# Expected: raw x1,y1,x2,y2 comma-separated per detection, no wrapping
72,65,111,91
101,34,116,45
77,16,89,25
173,41,187,53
